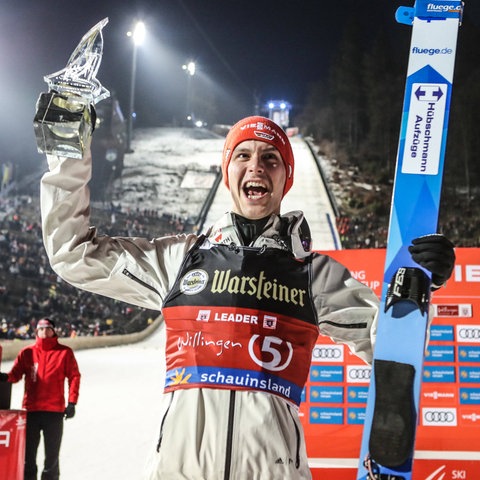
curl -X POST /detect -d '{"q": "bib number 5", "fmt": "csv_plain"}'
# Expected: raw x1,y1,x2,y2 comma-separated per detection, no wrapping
248,335,293,371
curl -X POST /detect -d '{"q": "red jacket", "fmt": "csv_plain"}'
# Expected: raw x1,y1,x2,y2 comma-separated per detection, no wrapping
8,336,81,412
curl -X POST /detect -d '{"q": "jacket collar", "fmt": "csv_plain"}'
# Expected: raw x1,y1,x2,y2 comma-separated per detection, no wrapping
36,336,59,351
206,211,311,259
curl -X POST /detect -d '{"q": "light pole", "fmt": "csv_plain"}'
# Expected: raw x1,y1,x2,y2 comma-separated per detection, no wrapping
182,61,196,125
126,21,146,153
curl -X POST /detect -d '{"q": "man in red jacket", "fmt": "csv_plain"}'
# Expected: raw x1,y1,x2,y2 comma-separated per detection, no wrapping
0,318,81,480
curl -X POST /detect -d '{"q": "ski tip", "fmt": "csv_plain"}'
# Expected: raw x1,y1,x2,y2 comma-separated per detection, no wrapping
396,6,414,26
396,1,464,25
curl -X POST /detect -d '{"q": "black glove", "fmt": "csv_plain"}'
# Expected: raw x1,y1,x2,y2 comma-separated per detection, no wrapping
408,234,455,289
64,402,76,419
0,372,8,382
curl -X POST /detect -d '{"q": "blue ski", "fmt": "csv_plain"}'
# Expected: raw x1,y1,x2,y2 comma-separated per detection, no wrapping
356,2,463,479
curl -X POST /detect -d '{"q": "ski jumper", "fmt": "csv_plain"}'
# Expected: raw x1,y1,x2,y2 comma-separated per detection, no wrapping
40,145,379,479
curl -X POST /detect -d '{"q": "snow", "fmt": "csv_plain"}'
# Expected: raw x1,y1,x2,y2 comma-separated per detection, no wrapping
110,128,225,223
3,326,167,480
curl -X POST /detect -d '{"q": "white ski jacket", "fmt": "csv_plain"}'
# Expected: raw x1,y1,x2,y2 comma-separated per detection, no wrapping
40,143,379,480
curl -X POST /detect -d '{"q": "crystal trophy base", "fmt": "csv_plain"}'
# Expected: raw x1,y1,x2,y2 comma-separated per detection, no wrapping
33,92,95,159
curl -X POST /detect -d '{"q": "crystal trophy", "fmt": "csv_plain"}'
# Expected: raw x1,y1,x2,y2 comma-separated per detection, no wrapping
33,17,110,159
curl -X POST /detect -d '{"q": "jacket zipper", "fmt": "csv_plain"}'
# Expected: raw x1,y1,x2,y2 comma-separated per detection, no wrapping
287,404,301,468
156,392,175,452
319,320,368,329
122,268,162,296
223,390,236,480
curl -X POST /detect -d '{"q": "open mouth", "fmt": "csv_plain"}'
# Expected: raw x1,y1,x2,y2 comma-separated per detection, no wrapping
243,181,269,200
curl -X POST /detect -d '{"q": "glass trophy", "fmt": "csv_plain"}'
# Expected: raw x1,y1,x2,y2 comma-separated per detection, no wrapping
33,17,110,159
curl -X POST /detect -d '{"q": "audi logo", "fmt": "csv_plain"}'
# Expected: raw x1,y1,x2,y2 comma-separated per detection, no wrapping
458,328,480,339
424,411,456,423
348,368,371,380
312,347,342,359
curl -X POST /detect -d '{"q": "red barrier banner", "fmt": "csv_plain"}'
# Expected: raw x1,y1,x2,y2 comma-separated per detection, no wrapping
310,460,480,480
304,248,480,479
0,410,26,480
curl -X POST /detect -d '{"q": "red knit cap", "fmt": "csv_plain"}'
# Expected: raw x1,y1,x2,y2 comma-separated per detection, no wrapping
222,116,294,197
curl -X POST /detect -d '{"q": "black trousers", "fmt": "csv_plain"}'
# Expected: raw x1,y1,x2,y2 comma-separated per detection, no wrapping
24,411,64,480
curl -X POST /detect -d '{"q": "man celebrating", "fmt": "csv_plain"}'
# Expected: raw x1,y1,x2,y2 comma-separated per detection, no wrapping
39,112,454,479
0,318,80,480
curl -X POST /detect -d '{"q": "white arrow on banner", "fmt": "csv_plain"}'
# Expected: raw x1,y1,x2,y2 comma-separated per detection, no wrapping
402,82,447,175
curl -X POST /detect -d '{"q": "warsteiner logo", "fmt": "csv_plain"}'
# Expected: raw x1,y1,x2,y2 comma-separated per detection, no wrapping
180,269,209,295
210,269,306,306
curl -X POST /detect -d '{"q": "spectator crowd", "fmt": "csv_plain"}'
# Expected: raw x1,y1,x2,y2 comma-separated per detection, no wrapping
0,195,193,341
337,197,480,250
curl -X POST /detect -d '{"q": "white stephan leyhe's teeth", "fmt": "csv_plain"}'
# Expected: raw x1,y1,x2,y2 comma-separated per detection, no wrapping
244,181,268,199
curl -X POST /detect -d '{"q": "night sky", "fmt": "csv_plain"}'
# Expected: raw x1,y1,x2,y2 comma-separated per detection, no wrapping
1,0,479,171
